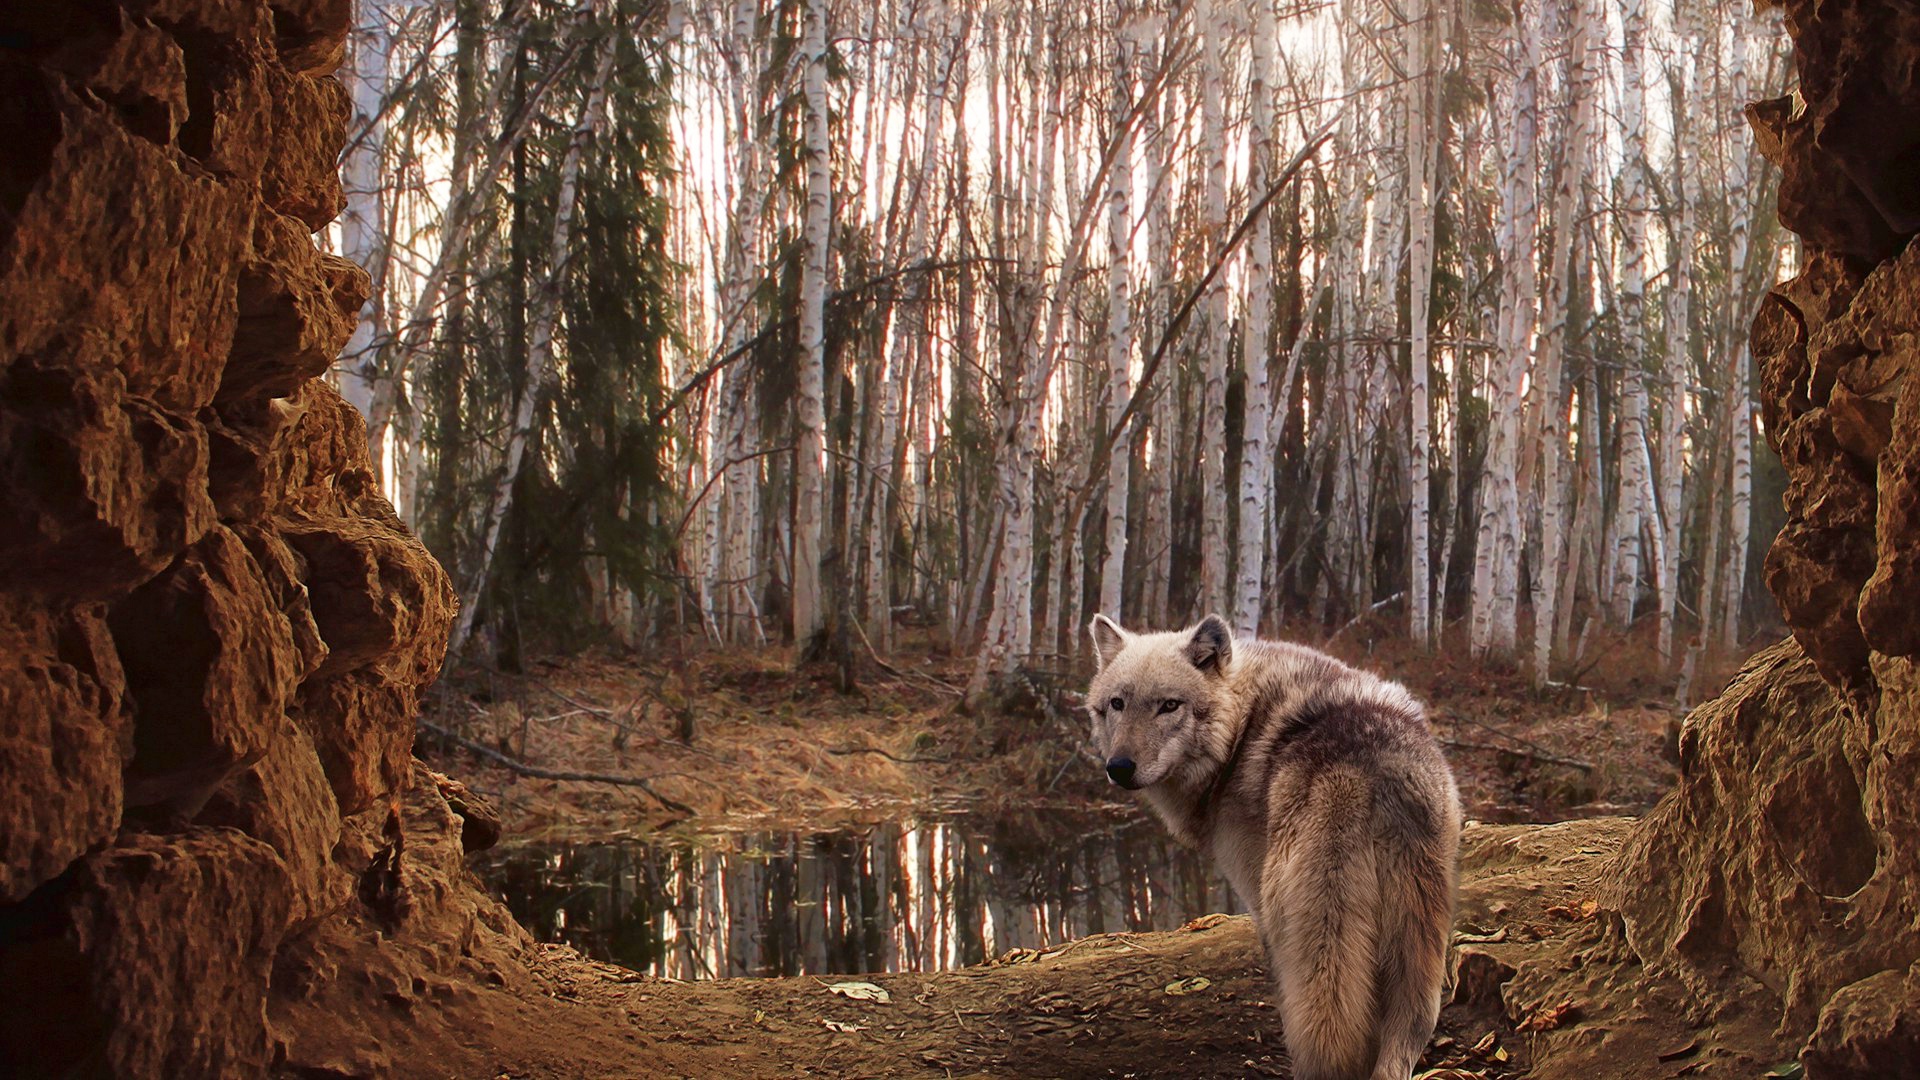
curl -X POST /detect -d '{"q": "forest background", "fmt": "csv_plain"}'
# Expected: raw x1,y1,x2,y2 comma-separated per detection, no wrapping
330,0,1792,705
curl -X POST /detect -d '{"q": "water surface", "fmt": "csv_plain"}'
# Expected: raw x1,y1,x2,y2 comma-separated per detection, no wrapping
479,811,1237,979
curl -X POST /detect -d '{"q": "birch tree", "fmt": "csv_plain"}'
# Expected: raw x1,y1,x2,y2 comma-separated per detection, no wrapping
1197,0,1232,616
1531,0,1593,681
792,0,833,654
1471,0,1539,661
1098,12,1135,620
1404,0,1437,649
1231,0,1278,639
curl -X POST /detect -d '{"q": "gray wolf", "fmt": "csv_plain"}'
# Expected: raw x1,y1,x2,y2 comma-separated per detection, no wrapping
1085,613,1461,1080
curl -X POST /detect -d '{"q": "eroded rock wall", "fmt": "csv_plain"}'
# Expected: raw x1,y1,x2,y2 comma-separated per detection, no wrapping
0,2,469,1075
1616,2,1920,1073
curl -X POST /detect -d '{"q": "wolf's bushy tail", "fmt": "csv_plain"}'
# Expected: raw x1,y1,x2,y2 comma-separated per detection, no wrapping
1267,770,1381,1080
1368,815,1455,1080
1267,774,1456,1080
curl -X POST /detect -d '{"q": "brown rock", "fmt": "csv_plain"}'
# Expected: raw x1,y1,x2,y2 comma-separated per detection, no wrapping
1859,368,1920,658
0,2,460,1071
267,0,353,76
0,67,250,410
109,526,302,818
296,670,420,814
0,828,295,1078
220,211,366,405
1801,965,1920,1078
0,598,129,902
1449,946,1517,1011
198,719,347,924
0,371,217,601
429,770,503,854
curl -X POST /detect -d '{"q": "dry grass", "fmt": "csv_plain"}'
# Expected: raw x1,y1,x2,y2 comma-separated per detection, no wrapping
421,623,1771,839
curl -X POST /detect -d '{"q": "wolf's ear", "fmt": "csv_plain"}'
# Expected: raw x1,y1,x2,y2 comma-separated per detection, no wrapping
1089,614,1130,671
1185,614,1233,674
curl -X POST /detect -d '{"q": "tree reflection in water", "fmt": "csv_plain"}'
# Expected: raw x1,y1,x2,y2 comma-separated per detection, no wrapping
480,812,1236,979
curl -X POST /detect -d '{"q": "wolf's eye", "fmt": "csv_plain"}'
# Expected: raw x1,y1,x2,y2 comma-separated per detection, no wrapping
1108,697,1126,712
1158,699,1182,714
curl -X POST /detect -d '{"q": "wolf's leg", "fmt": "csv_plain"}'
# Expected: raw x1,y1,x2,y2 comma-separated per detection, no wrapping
1366,795,1458,1080
1264,767,1379,1080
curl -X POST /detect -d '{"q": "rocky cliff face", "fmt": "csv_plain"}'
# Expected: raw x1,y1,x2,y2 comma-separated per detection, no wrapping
0,3,500,1075
1615,1,1920,1073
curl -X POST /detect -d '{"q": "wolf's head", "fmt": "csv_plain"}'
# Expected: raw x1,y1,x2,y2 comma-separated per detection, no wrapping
1084,613,1235,790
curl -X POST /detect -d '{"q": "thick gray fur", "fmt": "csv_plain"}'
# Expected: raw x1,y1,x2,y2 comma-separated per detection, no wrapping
1086,613,1462,1080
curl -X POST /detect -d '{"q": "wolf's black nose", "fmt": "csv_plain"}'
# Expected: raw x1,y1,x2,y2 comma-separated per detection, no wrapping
1105,757,1137,788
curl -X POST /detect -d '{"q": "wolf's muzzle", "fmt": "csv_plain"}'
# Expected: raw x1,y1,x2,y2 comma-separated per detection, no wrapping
1105,757,1139,789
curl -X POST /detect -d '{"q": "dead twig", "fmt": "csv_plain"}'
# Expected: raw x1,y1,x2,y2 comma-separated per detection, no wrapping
1439,709,1599,773
417,719,695,814
824,745,952,765
850,617,965,698
1437,736,1595,774
1326,591,1405,646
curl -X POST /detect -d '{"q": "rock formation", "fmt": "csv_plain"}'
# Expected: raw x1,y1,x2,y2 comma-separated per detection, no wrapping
1611,1,1920,1073
0,2,509,1075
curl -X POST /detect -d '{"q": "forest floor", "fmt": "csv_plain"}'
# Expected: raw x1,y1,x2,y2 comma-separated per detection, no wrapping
418,622,1751,841
312,818,1796,1079
373,630,1793,1080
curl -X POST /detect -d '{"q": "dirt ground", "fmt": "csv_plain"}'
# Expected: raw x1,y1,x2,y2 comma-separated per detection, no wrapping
297,817,1796,1079
419,624,1741,840
388,634,1789,1079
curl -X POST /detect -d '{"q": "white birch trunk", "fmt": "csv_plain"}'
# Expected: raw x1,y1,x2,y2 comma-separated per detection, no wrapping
791,0,833,653
1610,0,1656,629
1232,0,1277,639
1198,0,1232,616
1655,0,1701,663
338,0,399,437
1471,0,1538,661
1721,6,1756,653
1139,58,1174,626
1531,0,1591,681
1097,24,1134,620
1404,0,1438,649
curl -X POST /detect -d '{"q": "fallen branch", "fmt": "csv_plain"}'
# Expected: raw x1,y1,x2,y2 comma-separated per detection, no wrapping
824,745,951,765
417,719,694,814
850,617,965,698
1437,736,1595,774
1439,708,1598,774
1326,591,1405,646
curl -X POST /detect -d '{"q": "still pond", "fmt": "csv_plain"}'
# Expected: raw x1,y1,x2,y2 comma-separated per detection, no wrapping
478,811,1238,980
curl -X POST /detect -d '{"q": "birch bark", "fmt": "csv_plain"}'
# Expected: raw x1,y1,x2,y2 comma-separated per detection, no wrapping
792,0,833,653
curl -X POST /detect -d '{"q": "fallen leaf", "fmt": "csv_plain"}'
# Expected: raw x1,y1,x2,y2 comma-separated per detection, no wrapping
1413,1069,1488,1080
751,1009,765,1025
822,1019,865,1035
1517,996,1580,1032
1470,1031,1498,1055
1164,976,1212,996
1181,913,1232,933
825,980,891,1004
1454,926,1508,945
1763,1065,1804,1080
1580,899,1599,919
